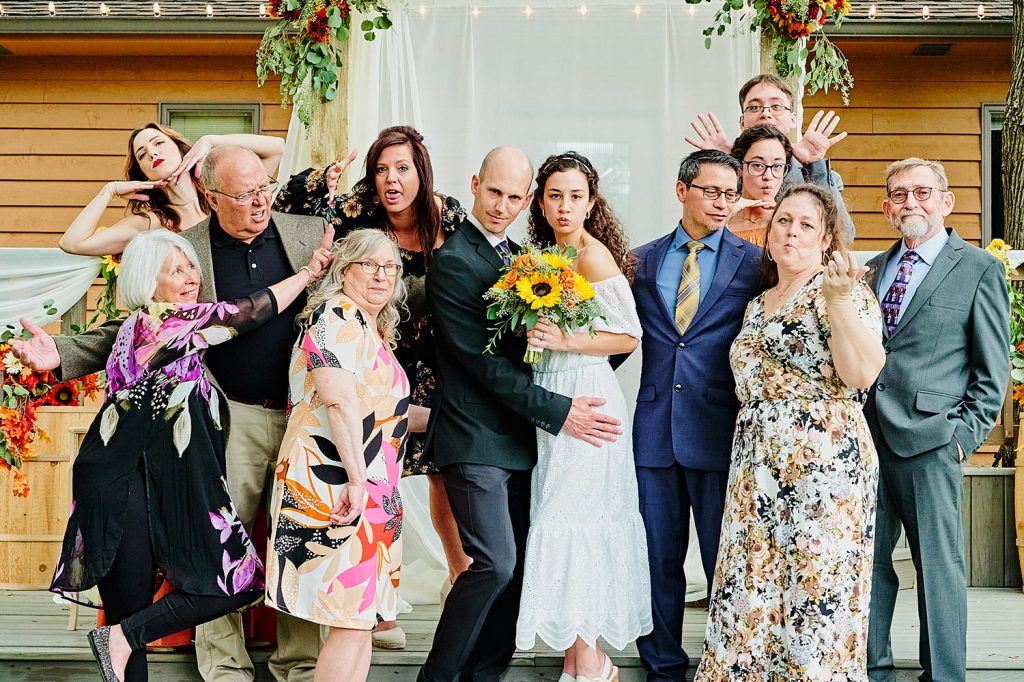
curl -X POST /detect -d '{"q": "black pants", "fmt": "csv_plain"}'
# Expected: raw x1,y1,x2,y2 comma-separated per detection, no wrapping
418,463,531,682
96,467,261,681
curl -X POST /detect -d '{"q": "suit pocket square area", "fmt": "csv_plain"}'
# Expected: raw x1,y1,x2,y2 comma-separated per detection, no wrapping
915,389,962,415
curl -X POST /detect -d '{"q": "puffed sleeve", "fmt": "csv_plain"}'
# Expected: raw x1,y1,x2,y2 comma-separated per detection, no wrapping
592,276,643,339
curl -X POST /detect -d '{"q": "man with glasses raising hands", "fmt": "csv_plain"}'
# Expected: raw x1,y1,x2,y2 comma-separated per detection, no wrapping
685,74,855,242
863,158,1008,682
630,150,763,680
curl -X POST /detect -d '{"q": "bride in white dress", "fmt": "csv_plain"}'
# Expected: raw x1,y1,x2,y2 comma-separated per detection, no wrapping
514,152,652,682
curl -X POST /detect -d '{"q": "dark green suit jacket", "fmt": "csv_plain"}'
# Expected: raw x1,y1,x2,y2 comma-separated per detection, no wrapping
425,219,572,471
864,229,1009,457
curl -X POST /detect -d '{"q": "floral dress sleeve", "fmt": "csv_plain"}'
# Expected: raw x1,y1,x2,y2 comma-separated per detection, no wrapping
300,298,369,375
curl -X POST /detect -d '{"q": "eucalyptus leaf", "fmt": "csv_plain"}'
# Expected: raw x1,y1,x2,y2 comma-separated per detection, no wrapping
361,19,374,31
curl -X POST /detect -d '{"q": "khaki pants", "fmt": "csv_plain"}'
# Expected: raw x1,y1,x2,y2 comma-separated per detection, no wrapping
195,400,321,682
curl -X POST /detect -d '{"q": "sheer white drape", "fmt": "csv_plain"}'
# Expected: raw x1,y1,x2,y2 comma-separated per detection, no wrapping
277,0,760,604
0,250,100,328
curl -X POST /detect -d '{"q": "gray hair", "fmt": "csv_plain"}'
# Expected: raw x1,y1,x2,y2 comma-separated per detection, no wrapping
677,149,741,185
118,229,202,311
297,229,407,349
199,144,261,192
885,157,949,192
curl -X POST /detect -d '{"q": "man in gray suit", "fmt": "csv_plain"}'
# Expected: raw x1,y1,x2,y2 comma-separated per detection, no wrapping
864,158,1009,682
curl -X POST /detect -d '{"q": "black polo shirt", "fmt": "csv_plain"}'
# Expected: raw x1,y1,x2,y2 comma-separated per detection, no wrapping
203,214,306,403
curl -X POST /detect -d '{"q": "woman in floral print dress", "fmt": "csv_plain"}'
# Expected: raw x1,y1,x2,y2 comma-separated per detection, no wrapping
266,230,424,681
274,127,469,641
696,185,885,681
26,229,330,681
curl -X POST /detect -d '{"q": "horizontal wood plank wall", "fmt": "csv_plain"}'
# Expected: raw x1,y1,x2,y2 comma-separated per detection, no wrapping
0,40,290,250
804,38,1011,251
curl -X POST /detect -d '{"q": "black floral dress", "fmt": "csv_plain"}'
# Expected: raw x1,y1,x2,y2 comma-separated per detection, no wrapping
274,167,466,475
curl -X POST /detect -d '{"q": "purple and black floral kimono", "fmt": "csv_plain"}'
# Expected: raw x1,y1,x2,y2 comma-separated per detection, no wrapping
50,293,277,603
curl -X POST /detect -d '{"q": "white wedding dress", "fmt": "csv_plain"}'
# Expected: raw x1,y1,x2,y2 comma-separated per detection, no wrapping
515,275,653,652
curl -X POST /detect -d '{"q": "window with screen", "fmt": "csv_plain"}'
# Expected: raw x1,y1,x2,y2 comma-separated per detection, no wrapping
158,103,261,143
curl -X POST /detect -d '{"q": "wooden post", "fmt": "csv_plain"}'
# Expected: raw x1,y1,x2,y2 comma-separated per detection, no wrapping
59,295,86,336
309,35,350,170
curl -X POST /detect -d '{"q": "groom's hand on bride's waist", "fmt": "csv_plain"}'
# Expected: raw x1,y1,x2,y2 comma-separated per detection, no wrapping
562,397,622,447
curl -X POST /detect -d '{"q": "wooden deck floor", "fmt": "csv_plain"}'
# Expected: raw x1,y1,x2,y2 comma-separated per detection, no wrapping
1,588,1022,681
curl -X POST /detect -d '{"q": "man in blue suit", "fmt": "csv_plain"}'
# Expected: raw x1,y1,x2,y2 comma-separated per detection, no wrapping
632,150,763,680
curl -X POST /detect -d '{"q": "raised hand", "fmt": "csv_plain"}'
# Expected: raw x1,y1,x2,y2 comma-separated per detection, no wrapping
329,481,365,525
9,317,60,371
792,110,848,165
562,396,622,447
684,112,734,154
822,250,868,303
303,225,336,280
168,135,215,185
730,197,775,217
326,149,359,207
106,180,166,202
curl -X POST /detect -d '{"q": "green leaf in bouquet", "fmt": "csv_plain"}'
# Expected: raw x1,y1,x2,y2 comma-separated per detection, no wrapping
524,309,538,329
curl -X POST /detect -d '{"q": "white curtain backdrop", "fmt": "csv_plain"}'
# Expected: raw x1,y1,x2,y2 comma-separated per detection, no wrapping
0,250,100,328
277,0,761,604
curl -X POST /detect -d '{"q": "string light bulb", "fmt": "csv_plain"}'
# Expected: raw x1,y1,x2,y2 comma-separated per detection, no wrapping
99,2,109,15
260,3,267,17
153,2,161,17
48,1,56,16
688,4,695,16
978,4,985,19
206,4,213,17
419,4,426,15
524,5,533,17
633,5,641,17
472,6,479,17
578,4,588,16
868,3,876,19
922,5,930,20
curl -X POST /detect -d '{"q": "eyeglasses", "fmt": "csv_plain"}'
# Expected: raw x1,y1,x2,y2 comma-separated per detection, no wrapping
743,160,788,178
743,104,792,115
689,183,741,203
209,180,280,204
887,186,940,204
354,261,401,277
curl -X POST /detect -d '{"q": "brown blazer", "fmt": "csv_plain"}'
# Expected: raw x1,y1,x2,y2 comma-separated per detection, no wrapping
54,211,326,381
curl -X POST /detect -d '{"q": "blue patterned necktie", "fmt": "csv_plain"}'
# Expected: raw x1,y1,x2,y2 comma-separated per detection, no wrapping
495,239,512,266
880,250,921,333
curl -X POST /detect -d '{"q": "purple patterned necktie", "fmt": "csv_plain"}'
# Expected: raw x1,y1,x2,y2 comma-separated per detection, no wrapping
495,239,512,266
880,250,921,333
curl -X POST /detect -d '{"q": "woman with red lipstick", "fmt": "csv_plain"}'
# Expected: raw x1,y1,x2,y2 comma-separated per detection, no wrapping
515,151,651,682
727,124,793,247
273,125,468,649
59,122,285,256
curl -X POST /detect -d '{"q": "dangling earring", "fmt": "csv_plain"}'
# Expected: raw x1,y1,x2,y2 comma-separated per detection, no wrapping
541,208,546,218
822,251,831,267
766,250,774,262
586,209,592,219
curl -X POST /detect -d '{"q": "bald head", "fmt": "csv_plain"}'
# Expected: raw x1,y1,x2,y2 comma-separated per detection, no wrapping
199,145,263,191
470,146,534,238
201,145,273,243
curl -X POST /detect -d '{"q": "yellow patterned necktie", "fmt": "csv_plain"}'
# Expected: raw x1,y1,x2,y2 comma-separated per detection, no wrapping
675,240,705,334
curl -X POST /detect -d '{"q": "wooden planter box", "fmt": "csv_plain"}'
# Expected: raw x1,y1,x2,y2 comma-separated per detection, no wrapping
962,466,1022,588
0,405,98,589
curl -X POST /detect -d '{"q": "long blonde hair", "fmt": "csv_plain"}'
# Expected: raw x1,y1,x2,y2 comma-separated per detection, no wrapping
297,229,407,348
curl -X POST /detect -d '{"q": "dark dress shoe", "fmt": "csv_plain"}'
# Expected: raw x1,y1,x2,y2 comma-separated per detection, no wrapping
86,626,119,681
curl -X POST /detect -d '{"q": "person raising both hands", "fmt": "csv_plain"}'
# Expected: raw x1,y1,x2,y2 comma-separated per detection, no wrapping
685,73,855,242
59,122,285,256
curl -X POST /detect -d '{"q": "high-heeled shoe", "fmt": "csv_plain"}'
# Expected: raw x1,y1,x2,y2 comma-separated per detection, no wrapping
576,654,618,682
86,625,119,682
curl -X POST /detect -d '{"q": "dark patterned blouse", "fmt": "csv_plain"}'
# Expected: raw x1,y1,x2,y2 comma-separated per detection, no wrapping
274,166,466,475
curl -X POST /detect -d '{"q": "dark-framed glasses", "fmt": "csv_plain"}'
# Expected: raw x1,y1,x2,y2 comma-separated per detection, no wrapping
689,183,741,203
354,261,401,277
743,104,791,115
210,180,280,204
743,160,787,178
887,186,939,204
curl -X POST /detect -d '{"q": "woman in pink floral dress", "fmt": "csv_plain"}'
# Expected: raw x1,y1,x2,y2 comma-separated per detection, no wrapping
696,185,885,681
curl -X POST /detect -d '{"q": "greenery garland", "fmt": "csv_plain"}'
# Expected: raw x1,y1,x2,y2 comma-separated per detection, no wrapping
685,0,853,104
256,0,394,127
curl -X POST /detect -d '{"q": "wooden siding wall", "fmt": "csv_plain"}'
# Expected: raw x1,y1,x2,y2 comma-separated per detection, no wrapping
805,38,1011,250
0,42,289,251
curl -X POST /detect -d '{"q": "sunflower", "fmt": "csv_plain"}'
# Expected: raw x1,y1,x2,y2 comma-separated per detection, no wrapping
541,253,571,270
100,253,121,277
516,273,563,309
573,274,596,301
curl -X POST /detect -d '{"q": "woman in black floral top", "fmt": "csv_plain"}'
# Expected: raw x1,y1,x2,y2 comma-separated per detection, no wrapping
273,125,468,648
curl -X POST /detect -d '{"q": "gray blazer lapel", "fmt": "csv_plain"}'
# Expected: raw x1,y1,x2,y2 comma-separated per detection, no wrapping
273,211,324,273
890,230,964,338
183,217,217,303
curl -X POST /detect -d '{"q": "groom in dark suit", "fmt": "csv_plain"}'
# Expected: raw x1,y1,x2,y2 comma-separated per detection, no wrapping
865,158,1008,682
419,147,622,682
631,150,763,681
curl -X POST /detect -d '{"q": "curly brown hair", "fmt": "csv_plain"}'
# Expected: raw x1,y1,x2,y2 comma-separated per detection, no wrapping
350,125,442,266
124,122,210,233
526,151,637,282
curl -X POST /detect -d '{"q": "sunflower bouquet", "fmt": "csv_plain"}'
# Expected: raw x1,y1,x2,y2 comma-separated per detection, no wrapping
484,245,603,364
